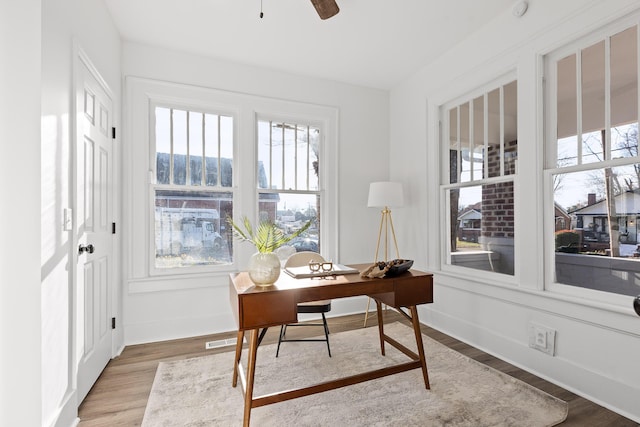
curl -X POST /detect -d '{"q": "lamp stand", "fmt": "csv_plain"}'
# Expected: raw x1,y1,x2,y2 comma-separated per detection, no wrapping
373,206,400,263
365,206,400,328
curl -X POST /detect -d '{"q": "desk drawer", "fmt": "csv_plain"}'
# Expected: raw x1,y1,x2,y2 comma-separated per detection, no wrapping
238,292,298,330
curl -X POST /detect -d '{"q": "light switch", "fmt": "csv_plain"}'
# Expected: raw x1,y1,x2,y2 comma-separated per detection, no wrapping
63,208,73,231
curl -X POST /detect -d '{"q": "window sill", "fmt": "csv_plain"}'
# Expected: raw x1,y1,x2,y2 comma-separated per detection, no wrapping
128,270,232,294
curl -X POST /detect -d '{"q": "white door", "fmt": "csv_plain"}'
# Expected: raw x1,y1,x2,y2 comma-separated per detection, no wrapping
76,55,114,402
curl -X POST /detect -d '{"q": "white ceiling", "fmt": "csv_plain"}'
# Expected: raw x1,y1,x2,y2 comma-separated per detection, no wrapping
104,0,515,90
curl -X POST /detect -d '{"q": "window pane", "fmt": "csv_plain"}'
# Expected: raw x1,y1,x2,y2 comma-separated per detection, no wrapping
448,183,514,275
449,107,459,184
154,189,233,268
189,112,203,186
219,116,233,187
611,26,638,160
503,81,518,175
283,124,296,190
172,109,188,185
155,107,171,184
155,107,234,189
258,192,320,253
582,130,605,164
557,54,578,167
204,114,220,186
472,96,485,180
611,26,638,129
612,124,639,160
459,103,471,183
582,41,605,163
487,88,501,177
271,124,284,189
554,164,640,296
306,126,321,191
257,120,320,191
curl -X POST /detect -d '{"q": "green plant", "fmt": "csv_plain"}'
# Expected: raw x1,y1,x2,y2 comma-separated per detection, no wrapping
555,229,580,249
227,216,311,253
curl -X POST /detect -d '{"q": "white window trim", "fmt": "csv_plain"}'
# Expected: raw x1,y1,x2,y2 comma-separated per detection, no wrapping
124,77,339,290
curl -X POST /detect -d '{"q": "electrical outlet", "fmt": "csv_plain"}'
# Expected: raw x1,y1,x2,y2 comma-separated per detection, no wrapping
534,327,547,348
528,322,556,356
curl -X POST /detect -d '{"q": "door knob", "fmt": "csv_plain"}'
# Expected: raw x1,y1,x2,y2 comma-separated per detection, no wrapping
79,244,94,255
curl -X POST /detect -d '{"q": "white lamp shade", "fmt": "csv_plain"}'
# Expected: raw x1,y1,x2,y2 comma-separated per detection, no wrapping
367,181,404,208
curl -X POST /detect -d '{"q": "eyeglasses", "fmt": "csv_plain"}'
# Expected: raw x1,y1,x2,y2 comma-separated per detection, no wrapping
308,260,333,273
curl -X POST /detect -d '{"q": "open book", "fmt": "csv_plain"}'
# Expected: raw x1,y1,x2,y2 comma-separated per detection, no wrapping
284,264,361,279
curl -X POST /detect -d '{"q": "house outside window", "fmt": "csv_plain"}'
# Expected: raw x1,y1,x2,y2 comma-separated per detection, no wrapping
256,119,321,253
152,105,234,269
545,19,640,298
440,76,518,276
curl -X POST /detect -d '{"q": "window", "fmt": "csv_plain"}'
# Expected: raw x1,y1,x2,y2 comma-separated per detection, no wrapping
126,78,338,287
441,78,518,276
256,119,321,253
546,21,640,297
153,106,234,269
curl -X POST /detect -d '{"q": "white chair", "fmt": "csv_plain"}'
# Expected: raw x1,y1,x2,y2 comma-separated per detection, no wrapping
277,251,332,357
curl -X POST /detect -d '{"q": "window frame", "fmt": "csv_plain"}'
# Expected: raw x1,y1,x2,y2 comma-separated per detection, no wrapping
148,99,239,277
125,77,339,288
439,71,519,283
253,111,333,260
543,14,640,306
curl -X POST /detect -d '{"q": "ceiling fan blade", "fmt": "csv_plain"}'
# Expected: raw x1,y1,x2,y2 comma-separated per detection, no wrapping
310,0,339,20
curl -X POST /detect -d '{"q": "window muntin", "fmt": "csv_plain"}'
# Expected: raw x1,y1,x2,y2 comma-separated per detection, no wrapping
153,106,234,269
443,78,518,276
548,22,640,297
257,120,321,253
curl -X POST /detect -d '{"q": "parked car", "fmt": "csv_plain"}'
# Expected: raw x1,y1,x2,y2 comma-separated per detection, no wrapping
556,242,582,253
289,237,319,252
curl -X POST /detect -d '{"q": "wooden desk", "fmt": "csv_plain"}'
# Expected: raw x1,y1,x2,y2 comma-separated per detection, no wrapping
229,264,433,426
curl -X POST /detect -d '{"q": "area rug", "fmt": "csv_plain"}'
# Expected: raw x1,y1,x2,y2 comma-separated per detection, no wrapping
142,322,568,426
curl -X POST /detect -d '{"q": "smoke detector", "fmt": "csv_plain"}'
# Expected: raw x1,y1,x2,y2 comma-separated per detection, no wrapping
512,1,528,18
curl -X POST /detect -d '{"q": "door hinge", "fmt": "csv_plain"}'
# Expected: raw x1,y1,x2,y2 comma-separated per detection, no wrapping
112,127,116,139
112,222,116,234
111,317,116,330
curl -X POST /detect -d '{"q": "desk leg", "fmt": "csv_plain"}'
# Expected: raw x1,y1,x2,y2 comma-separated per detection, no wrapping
243,329,259,427
409,305,430,389
375,299,385,356
232,330,244,388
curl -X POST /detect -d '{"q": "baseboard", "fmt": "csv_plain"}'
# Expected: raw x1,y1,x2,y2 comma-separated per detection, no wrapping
46,389,78,427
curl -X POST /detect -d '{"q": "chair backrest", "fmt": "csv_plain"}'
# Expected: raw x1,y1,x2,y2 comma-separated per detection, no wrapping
284,251,325,268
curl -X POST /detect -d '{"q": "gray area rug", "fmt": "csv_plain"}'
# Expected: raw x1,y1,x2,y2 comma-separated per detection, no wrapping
142,322,568,426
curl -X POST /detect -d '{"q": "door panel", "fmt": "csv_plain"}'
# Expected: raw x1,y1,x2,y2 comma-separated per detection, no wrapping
76,58,113,403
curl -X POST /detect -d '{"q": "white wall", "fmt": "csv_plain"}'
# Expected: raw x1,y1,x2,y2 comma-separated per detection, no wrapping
391,0,640,422
41,1,121,426
121,43,389,344
0,2,42,427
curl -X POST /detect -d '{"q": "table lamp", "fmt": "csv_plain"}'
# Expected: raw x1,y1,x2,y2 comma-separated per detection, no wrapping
368,181,404,263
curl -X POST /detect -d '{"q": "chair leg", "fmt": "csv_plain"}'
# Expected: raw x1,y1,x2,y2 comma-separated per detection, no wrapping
276,325,286,357
322,313,331,357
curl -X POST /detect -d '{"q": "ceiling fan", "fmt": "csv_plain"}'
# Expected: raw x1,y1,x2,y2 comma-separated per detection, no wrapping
310,0,340,20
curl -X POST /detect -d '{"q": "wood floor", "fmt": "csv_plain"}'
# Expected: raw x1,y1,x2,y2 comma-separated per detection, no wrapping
78,311,638,427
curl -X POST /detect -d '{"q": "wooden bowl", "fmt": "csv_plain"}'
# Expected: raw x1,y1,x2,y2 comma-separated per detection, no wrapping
384,259,414,277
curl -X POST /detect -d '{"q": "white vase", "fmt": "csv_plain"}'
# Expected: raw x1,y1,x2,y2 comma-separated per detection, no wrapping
248,252,281,286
